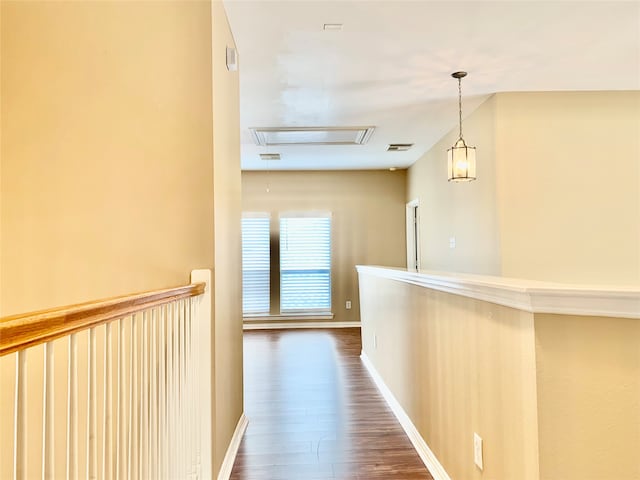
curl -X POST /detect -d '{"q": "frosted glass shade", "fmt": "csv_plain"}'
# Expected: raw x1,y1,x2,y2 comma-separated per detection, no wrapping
447,138,476,182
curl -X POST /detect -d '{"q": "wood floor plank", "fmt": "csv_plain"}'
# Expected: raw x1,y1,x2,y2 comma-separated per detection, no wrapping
230,328,433,480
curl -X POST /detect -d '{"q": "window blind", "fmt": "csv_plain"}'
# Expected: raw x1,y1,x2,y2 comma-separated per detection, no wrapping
280,214,331,312
241,215,270,314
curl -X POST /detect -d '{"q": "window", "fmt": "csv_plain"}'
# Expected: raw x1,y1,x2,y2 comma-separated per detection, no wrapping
280,213,331,312
241,214,270,314
242,211,332,316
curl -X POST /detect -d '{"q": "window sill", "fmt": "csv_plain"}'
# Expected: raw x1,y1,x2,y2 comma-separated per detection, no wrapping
243,312,335,322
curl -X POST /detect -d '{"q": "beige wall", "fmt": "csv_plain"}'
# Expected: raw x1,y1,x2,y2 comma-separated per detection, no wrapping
535,313,640,480
0,0,3,318
211,1,243,474
0,2,242,478
407,95,501,276
408,91,640,285
242,170,407,322
359,273,540,480
1,0,215,314
496,91,640,284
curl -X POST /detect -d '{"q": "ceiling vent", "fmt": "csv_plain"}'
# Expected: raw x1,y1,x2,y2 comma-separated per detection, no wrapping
250,126,375,146
259,153,281,161
387,143,414,152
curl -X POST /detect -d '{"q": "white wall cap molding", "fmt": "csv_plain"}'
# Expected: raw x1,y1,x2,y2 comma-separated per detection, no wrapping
356,266,640,319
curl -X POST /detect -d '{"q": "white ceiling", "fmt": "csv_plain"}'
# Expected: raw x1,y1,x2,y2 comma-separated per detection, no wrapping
224,0,640,171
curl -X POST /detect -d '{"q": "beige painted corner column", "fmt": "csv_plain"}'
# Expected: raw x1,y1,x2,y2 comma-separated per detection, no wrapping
211,2,244,476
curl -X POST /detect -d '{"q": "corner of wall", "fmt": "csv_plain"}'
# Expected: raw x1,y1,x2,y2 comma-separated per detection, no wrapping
211,1,244,476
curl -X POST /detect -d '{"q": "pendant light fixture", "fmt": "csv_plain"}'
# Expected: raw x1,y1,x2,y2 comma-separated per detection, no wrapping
447,71,476,182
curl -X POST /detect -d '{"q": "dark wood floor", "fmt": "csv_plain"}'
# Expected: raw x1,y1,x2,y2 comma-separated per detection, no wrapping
230,328,433,480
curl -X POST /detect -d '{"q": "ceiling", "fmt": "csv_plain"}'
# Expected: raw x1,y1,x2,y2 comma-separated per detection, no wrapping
223,1,640,171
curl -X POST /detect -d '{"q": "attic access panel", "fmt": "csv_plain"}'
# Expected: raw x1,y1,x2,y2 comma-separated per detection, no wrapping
250,126,375,146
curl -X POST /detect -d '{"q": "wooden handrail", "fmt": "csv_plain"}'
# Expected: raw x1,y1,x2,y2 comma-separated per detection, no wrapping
0,282,206,357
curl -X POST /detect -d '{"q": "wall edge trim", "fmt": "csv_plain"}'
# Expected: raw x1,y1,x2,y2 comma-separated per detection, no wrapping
243,321,361,330
216,413,249,480
356,265,640,319
360,351,452,480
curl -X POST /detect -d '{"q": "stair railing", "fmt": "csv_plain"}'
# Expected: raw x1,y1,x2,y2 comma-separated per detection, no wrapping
0,269,212,480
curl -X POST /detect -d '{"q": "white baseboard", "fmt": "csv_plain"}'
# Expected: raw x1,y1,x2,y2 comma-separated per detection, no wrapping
360,352,452,480
216,413,248,480
243,321,361,330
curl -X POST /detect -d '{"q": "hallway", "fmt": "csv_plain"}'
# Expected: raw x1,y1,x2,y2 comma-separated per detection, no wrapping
230,329,433,480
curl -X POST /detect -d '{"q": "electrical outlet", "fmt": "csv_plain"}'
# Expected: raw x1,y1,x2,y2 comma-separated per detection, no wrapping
474,433,483,470
346,300,352,309
449,236,456,249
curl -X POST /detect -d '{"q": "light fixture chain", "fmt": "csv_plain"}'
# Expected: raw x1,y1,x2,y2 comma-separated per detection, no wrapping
458,77,463,139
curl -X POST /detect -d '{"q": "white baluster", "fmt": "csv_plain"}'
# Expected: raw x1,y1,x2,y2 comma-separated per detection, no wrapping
128,315,138,480
140,311,148,480
86,328,98,480
170,302,177,479
178,300,184,478
176,301,183,478
159,305,168,479
193,296,202,477
116,319,126,480
149,309,157,480
102,323,113,480
173,300,180,479
192,295,199,477
66,334,78,480
189,297,196,478
185,299,192,478
165,305,175,477
42,342,54,480
14,350,26,480
184,298,193,478
183,299,188,478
